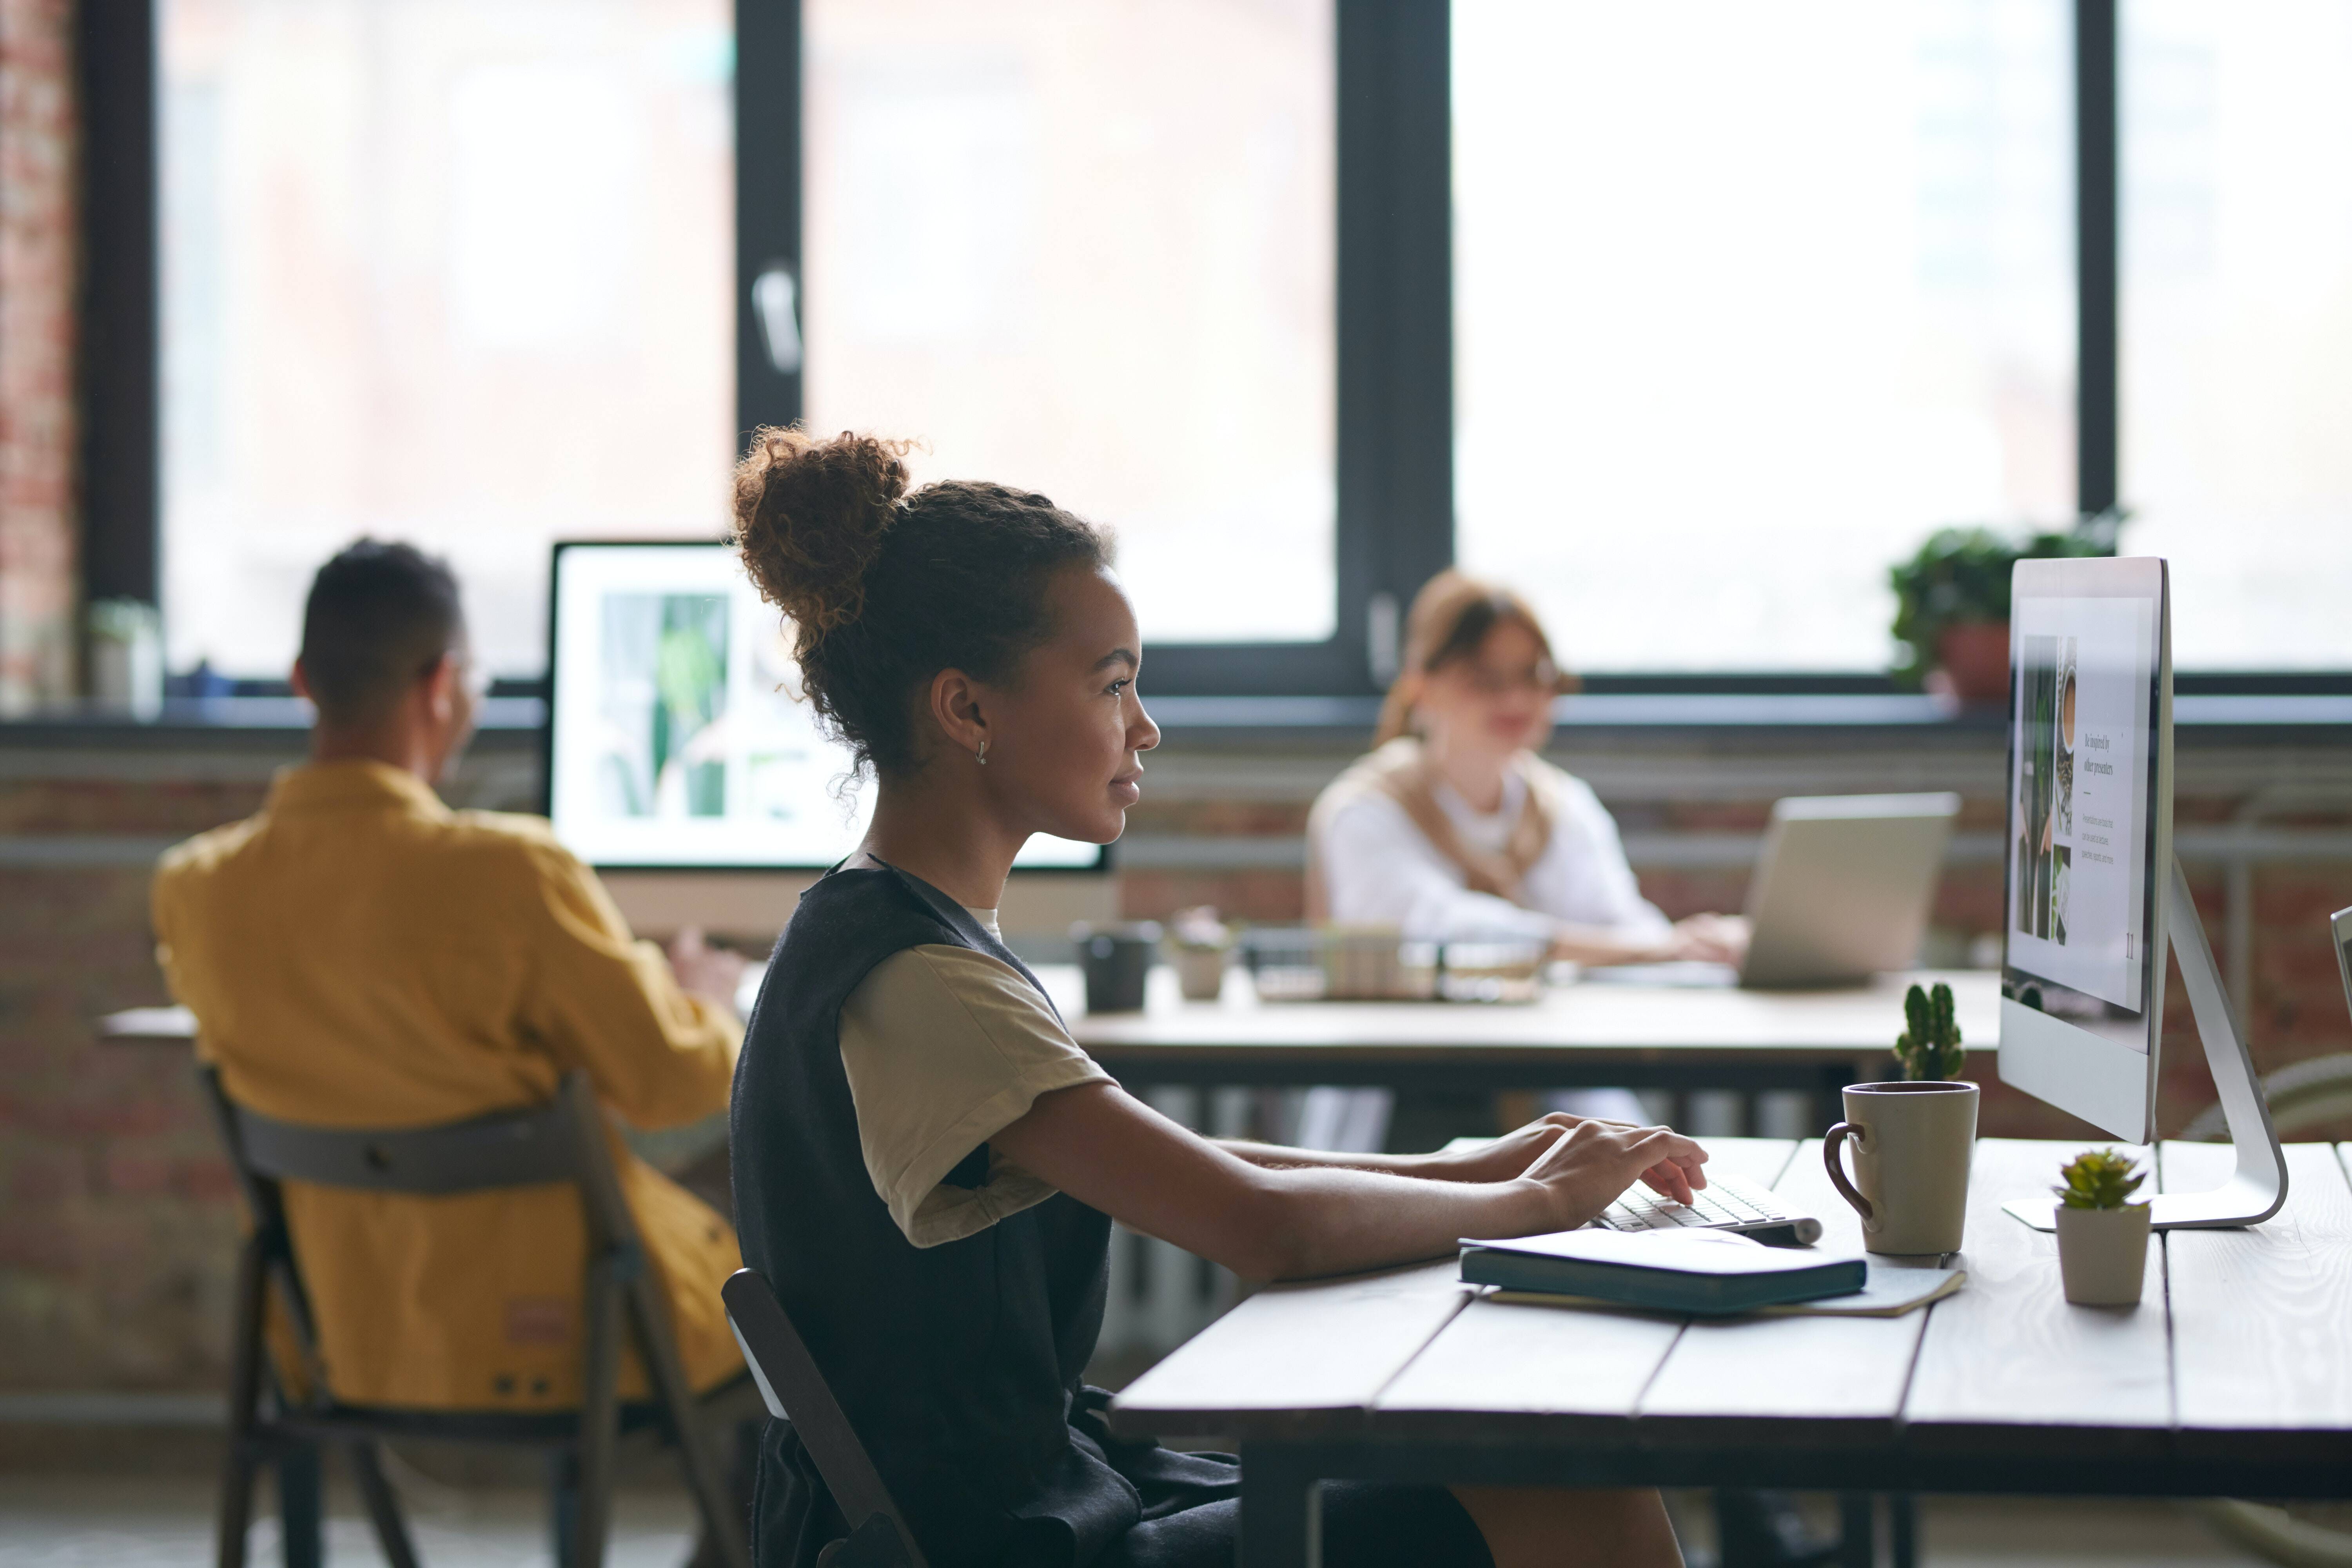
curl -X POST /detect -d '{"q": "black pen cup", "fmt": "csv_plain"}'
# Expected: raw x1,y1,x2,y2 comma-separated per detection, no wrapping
1072,921,1162,1013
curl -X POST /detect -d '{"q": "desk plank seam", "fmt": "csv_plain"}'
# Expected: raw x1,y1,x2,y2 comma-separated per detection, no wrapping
1359,1289,1481,1417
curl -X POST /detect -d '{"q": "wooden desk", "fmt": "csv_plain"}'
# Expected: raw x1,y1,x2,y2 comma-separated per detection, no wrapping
1110,1135,2352,1567
100,970,2002,1133
1056,968,2001,1133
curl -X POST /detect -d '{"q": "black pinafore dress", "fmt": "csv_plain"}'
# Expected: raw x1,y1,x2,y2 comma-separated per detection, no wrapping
730,862,1489,1568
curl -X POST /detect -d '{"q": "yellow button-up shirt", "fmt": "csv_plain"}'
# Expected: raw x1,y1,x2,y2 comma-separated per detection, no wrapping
153,760,744,1410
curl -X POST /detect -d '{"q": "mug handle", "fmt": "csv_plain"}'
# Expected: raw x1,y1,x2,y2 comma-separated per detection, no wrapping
1822,1122,1875,1226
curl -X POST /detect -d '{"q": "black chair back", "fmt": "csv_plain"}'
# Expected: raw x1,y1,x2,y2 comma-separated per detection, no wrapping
722,1268,927,1568
230,1097,582,1194
198,1065,749,1568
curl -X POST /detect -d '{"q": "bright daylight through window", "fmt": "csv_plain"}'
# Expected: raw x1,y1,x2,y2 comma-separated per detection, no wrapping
2122,0,2352,668
1454,0,2075,672
801,0,1337,645
160,0,733,680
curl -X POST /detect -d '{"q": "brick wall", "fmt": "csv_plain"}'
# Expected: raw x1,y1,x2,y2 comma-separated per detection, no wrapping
0,733,539,1394
0,0,80,711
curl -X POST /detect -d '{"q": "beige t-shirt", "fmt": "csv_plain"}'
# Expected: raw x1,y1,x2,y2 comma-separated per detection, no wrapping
838,907,1113,1248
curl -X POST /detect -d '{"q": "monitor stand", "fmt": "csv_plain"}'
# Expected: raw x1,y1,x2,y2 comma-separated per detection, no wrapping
2002,855,2288,1232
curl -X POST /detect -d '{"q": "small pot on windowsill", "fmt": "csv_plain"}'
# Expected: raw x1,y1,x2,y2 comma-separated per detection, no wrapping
1927,622,2011,706
2056,1202,2152,1305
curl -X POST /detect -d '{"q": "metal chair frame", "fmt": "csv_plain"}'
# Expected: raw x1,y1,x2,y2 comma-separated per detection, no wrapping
200,1065,751,1568
720,1269,926,1568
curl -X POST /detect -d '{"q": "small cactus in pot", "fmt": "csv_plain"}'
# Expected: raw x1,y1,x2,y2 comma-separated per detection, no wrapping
2051,1148,2152,1306
1893,982,1966,1082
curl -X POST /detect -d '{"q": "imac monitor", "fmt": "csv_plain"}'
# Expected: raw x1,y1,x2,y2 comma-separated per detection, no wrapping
1997,556,2171,1144
545,541,1105,871
1999,555,2286,1230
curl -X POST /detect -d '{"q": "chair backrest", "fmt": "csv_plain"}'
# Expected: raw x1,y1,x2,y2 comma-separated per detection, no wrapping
228,1092,579,1194
201,1067,638,1247
721,1269,927,1568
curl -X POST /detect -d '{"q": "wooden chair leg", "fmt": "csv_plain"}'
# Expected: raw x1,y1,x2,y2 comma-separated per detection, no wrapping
628,1272,751,1568
217,1236,270,1568
216,1443,261,1568
347,1441,421,1568
550,1448,584,1568
277,1443,324,1568
573,1260,624,1568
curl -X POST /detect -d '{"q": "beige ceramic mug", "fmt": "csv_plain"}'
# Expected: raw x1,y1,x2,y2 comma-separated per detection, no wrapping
1822,1081,1979,1254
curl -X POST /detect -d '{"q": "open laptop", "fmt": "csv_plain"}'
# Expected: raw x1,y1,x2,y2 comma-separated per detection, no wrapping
1589,792,1961,990
1737,792,1962,987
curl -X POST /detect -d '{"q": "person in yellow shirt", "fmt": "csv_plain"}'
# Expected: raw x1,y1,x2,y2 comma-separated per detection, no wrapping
153,540,747,1413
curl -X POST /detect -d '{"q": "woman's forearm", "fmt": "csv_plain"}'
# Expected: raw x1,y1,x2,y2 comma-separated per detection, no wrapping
1238,1163,1551,1279
1216,1138,1441,1180
1551,922,1666,966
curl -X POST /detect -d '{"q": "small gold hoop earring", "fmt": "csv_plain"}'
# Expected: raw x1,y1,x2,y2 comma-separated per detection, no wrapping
975,739,989,766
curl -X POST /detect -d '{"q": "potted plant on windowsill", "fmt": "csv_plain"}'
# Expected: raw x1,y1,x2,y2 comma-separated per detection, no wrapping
1889,510,2127,704
2052,1147,2151,1306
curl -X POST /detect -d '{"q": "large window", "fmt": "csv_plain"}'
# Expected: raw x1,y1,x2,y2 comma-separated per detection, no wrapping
799,0,1337,644
159,0,733,679
2121,0,2352,669
99,1,2352,695
1454,0,2075,672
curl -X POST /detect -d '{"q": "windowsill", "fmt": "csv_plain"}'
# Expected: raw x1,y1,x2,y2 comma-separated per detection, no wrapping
2,691,2347,744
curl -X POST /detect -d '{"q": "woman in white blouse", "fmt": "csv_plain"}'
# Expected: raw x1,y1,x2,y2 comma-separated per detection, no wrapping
1311,570,1747,966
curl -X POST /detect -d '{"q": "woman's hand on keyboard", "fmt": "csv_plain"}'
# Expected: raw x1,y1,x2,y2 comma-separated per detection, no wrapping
1422,1112,1634,1185
1513,1120,1711,1230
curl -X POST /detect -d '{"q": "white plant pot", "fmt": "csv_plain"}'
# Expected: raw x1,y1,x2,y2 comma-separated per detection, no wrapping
2055,1203,2152,1306
1172,946,1230,1003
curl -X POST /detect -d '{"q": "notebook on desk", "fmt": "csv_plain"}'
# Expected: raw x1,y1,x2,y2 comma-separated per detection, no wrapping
1461,1229,1866,1315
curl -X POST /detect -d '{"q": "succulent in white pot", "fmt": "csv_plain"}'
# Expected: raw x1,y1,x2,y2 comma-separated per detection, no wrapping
2052,1148,2151,1306
1166,906,1235,1003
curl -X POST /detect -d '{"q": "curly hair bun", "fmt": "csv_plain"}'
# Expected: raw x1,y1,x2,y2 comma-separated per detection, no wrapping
731,426,913,635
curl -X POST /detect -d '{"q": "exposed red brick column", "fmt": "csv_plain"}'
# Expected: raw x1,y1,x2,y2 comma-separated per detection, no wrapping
0,0,80,712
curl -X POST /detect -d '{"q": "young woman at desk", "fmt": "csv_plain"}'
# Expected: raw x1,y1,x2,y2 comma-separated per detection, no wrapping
1310,570,1746,969
728,429,1702,1568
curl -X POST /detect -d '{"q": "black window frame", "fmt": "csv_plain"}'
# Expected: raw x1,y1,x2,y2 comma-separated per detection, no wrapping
73,0,2352,708
737,0,1451,700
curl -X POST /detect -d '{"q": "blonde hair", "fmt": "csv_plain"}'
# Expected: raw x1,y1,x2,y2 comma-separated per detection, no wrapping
1371,570,1575,746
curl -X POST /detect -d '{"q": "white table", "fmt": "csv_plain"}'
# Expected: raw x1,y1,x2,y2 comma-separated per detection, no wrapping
1053,967,2000,1133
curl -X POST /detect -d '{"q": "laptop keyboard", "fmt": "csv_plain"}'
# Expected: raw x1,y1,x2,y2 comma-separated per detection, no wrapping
1590,1172,1823,1244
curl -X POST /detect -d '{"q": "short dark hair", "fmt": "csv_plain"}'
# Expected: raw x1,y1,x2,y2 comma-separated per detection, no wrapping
730,427,1112,777
298,540,465,724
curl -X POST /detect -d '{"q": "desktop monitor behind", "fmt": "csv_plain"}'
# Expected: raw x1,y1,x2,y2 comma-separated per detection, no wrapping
1996,555,2285,1231
1739,793,1959,988
544,541,1105,872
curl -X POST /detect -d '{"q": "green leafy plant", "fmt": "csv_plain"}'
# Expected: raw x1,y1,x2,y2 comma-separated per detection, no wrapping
1889,509,2127,686
2053,1148,2148,1211
1893,981,1967,1082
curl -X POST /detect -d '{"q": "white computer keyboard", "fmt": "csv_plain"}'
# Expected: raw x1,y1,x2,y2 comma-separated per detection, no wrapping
1589,1171,1824,1245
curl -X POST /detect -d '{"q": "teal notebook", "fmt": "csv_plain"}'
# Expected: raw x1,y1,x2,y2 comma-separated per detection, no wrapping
1459,1228,1867,1315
